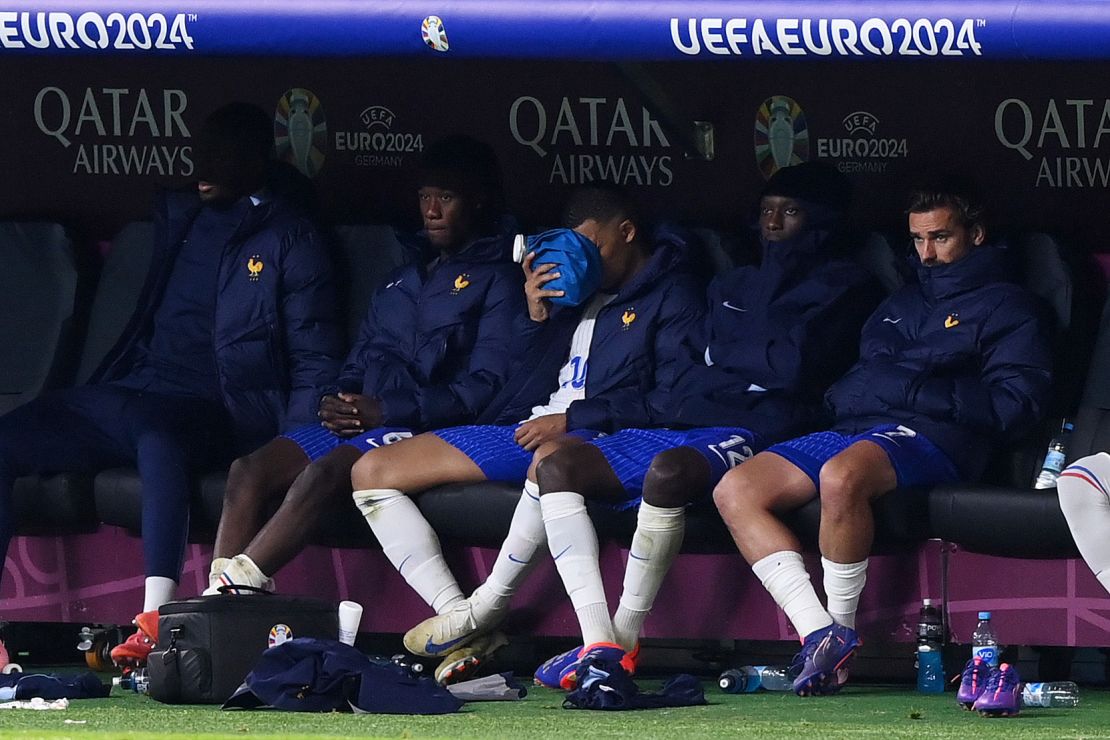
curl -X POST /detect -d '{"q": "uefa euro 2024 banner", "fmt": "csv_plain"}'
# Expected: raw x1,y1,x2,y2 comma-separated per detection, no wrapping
4,1,1110,60
5,2,1110,249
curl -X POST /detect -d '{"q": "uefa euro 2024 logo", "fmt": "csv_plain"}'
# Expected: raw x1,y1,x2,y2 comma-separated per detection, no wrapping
754,95,810,180
275,88,327,178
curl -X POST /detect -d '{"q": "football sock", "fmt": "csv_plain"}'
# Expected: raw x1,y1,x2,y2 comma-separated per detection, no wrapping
206,557,231,592
822,557,869,629
471,479,545,624
1058,453,1110,595
541,491,615,646
612,501,685,651
354,488,464,614
143,576,177,612
752,550,833,639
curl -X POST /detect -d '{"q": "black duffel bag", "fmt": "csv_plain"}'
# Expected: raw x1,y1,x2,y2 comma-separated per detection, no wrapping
146,594,339,704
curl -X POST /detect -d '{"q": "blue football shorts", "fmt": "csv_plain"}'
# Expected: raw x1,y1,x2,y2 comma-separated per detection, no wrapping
433,424,603,483
766,424,960,489
282,424,414,462
590,426,761,510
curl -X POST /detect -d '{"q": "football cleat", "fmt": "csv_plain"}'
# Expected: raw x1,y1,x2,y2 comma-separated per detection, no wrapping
534,645,582,690
433,631,509,685
973,663,1021,717
956,657,993,709
404,600,486,658
534,642,637,691
791,623,862,697
110,610,160,668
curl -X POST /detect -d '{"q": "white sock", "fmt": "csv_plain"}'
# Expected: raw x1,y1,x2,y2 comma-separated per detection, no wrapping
752,550,833,640
354,488,464,614
541,491,615,646
205,557,231,593
612,502,685,651
471,480,545,623
822,557,869,629
1059,453,1110,595
143,576,177,612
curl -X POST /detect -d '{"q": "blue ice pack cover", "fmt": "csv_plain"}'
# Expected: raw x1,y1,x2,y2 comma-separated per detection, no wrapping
525,229,602,307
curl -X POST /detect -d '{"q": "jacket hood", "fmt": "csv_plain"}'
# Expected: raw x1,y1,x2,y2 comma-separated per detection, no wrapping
159,187,305,243
759,226,833,272
446,227,515,267
609,223,691,302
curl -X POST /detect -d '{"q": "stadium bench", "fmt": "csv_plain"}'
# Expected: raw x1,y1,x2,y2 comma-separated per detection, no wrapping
3,226,1108,650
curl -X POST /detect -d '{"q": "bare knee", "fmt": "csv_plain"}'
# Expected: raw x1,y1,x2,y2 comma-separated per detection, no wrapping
643,447,708,508
350,449,394,491
527,437,582,481
535,442,609,494
290,454,352,507
225,455,265,505
713,466,761,523
535,446,576,492
818,458,872,515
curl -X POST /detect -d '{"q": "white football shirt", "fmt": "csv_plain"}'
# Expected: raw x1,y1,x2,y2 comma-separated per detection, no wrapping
526,291,616,420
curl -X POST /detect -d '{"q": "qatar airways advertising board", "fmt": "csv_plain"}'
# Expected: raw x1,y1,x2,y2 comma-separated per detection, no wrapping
1,4,1109,249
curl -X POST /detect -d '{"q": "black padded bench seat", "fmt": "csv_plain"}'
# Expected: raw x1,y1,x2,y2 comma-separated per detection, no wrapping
14,469,1036,557
929,486,1079,558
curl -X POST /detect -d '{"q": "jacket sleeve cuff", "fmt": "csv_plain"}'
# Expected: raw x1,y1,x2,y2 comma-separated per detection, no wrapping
285,390,321,430
910,377,959,419
377,389,419,428
414,386,456,429
566,399,610,433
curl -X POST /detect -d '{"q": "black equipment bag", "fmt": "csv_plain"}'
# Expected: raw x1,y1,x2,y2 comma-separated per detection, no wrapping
146,594,338,704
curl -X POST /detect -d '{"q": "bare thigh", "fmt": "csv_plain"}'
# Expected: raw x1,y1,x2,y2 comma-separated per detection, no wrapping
717,450,819,513
350,431,487,493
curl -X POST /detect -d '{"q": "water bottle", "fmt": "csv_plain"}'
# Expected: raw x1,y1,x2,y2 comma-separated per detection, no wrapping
916,645,944,693
1033,419,1074,489
916,598,944,645
390,654,425,677
718,665,792,693
1022,681,1080,708
971,611,999,668
915,599,945,693
113,668,149,694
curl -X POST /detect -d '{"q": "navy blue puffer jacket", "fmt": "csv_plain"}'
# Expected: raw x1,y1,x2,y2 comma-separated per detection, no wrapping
479,226,706,433
664,228,883,441
330,230,523,430
92,188,344,454
826,244,1053,480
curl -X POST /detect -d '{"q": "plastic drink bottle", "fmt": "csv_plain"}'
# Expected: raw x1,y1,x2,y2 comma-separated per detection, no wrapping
719,665,793,693
915,599,945,693
1034,419,1074,489
1022,681,1079,708
971,611,999,668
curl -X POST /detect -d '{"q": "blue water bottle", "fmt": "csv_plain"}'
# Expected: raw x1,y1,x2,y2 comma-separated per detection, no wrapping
916,645,944,693
915,599,945,693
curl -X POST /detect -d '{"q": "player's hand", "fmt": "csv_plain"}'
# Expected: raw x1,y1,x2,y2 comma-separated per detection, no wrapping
319,393,383,437
522,251,564,322
514,414,568,451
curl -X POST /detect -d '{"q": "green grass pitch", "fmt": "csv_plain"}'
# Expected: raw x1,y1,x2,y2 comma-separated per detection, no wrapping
1,680,1109,739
